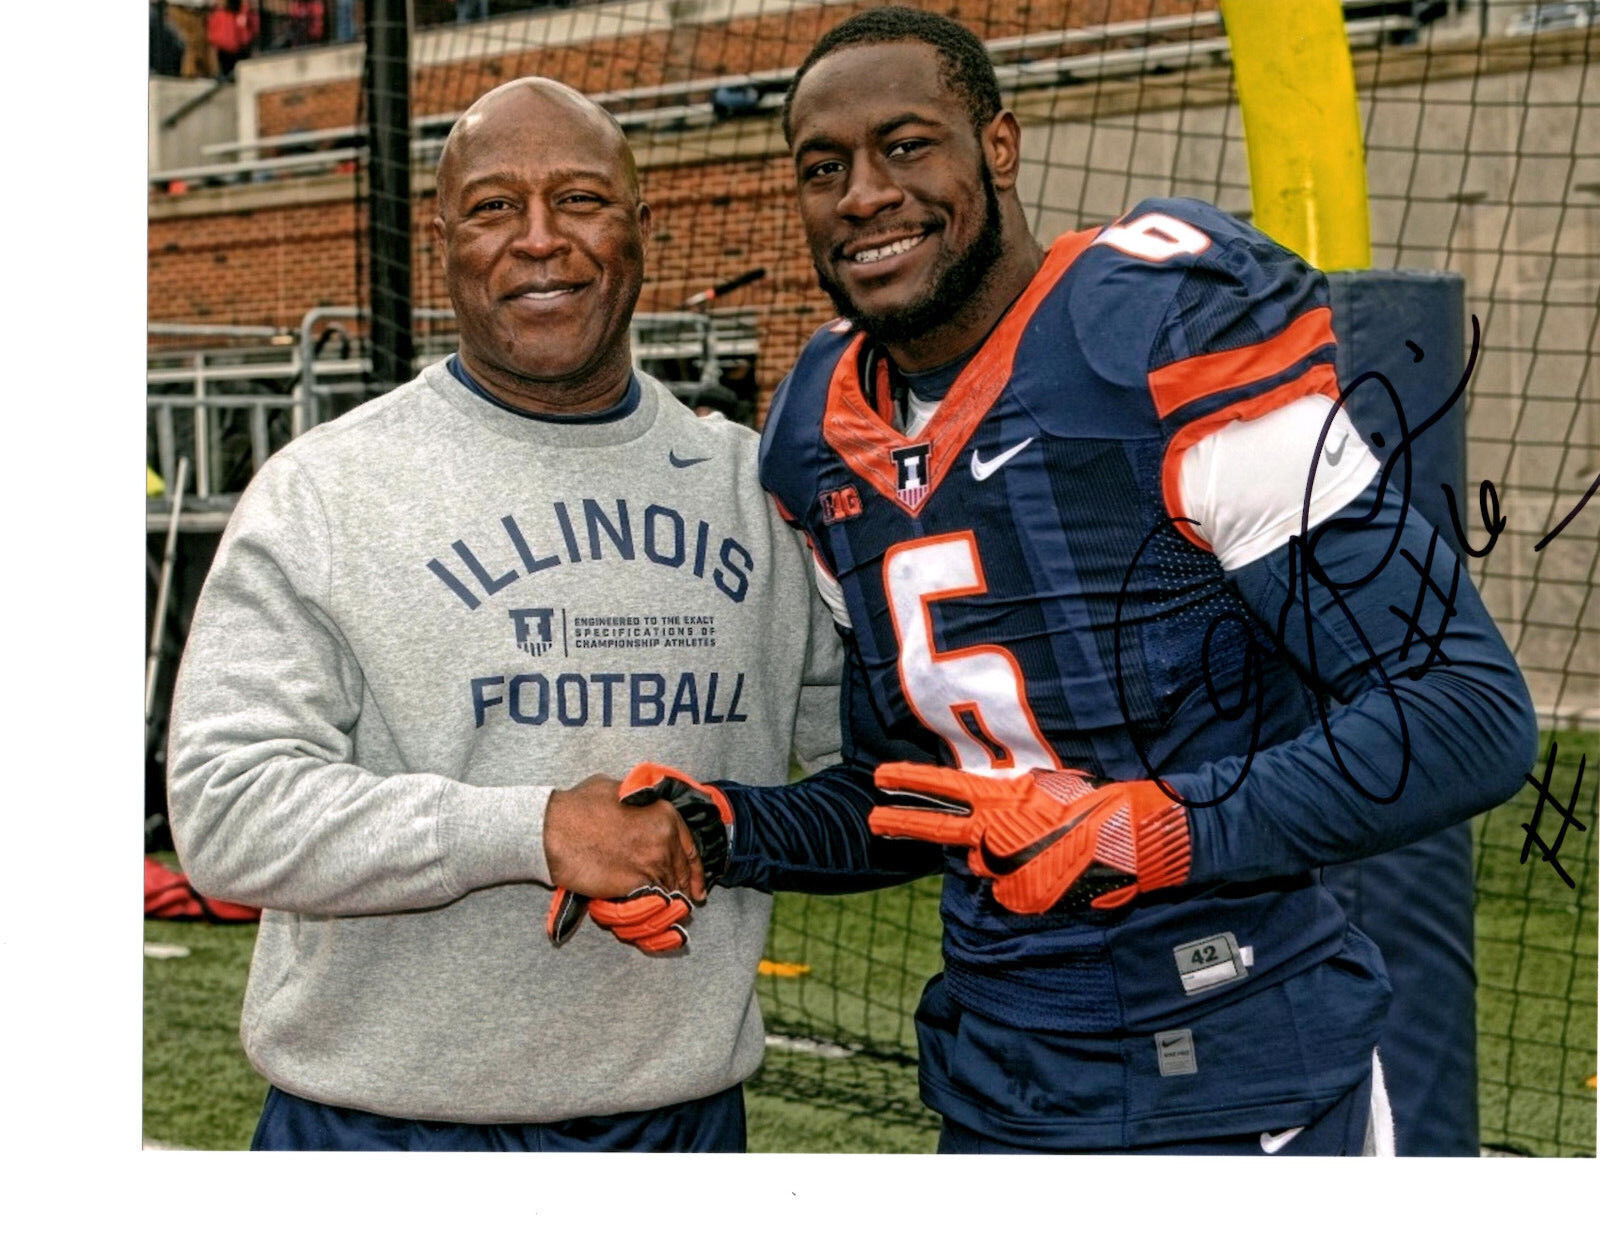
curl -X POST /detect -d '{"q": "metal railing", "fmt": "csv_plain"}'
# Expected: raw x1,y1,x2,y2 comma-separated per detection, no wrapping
147,392,295,531
148,304,757,530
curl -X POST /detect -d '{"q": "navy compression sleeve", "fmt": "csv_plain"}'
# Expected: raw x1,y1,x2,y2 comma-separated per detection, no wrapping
1168,471,1538,883
718,635,943,894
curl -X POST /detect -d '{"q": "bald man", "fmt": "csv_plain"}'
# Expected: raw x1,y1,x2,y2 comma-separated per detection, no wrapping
167,78,842,1151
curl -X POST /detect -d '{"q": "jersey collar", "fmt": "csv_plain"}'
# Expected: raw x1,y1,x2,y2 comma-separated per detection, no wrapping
821,227,1098,516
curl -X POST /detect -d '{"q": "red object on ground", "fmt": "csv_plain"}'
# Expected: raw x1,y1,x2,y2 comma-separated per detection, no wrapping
144,856,259,922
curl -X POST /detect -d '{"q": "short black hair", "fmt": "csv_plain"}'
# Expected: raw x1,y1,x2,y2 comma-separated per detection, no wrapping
782,6,1003,145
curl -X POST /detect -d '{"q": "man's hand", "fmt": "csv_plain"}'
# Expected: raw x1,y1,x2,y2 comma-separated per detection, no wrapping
544,774,706,902
867,764,1191,914
617,762,732,886
545,766,734,953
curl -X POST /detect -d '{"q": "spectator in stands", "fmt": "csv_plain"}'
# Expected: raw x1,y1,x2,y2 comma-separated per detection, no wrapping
151,3,186,76
165,0,218,78
208,0,260,79
333,0,356,43
277,0,325,48
165,76,842,1152
456,0,488,24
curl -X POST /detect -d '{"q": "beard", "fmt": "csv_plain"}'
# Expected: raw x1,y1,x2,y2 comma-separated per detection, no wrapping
813,162,1005,347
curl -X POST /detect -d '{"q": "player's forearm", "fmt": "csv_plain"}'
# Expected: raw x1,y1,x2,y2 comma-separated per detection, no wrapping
716,619,942,892
1173,660,1534,882
718,762,942,893
1172,488,1537,882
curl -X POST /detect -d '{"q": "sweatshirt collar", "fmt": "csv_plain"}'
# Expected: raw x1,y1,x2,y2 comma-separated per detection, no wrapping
446,354,642,424
423,359,660,449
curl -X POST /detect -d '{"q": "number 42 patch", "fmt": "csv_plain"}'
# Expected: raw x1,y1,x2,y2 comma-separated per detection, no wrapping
1174,931,1253,995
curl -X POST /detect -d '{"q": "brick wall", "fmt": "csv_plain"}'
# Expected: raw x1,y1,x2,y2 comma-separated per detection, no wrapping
149,154,830,415
635,153,829,403
152,0,1216,413
149,191,365,327
258,0,1211,133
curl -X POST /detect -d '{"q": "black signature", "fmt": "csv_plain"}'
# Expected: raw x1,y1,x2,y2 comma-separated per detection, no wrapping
1113,314,1597,810
1519,741,1589,889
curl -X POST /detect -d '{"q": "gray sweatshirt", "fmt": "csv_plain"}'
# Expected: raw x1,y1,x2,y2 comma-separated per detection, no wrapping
167,363,841,1123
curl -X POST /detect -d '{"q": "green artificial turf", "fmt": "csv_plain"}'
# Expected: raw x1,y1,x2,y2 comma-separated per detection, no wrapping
139,909,937,1152
747,878,943,1151
143,732,1598,1153
142,916,264,1150
139,881,945,1151
1471,729,1597,1156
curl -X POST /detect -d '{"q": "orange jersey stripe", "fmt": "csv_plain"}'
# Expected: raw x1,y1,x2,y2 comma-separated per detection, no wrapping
1147,305,1336,421
1159,362,1341,550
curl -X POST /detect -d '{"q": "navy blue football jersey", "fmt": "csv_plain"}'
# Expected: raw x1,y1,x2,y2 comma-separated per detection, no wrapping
737,198,1533,1147
760,199,1384,1145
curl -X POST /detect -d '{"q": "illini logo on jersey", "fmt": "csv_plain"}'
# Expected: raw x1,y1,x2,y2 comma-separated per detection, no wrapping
891,444,932,510
511,607,558,657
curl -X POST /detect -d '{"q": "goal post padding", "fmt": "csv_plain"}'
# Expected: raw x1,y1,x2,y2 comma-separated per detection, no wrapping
1224,0,1479,1156
1321,269,1478,1157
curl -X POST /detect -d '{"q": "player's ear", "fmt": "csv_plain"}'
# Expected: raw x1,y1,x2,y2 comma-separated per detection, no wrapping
637,200,653,252
982,109,1022,192
432,214,448,270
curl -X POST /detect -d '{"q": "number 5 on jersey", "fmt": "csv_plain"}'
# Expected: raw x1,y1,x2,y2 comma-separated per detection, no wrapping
883,532,1059,777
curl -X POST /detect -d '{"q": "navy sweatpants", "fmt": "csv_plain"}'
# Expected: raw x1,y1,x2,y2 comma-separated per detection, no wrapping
250,1082,746,1151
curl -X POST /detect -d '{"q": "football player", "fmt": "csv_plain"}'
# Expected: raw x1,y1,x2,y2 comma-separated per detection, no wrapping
613,7,1537,1153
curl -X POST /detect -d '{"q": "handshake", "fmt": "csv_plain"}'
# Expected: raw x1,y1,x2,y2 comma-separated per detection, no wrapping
543,764,733,956
545,758,1196,957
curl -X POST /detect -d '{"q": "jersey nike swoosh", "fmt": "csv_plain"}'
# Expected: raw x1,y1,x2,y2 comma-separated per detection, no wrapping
970,437,1036,482
669,451,711,468
1324,435,1348,467
1259,1127,1305,1155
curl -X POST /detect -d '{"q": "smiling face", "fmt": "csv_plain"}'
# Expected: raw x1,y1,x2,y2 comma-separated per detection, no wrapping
434,80,651,413
788,40,1026,369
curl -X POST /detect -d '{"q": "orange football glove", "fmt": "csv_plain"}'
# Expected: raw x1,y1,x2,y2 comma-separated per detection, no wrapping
546,884,693,953
546,763,733,954
555,884,694,953
868,764,1191,914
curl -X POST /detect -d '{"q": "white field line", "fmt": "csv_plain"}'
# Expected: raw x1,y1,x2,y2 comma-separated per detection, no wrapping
763,1033,860,1059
